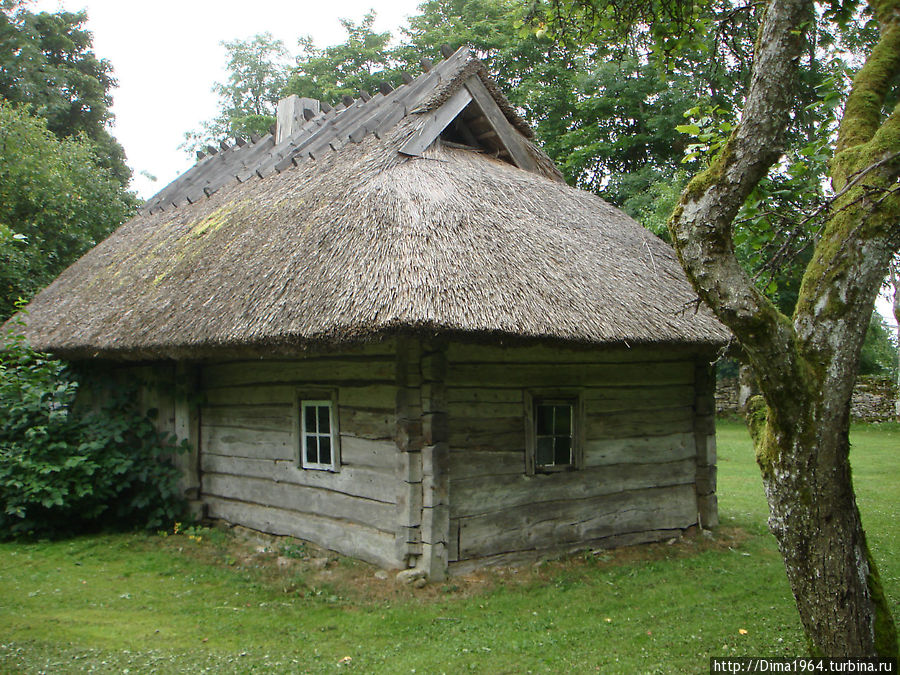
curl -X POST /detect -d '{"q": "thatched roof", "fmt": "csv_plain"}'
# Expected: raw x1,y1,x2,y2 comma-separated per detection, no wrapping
13,47,729,360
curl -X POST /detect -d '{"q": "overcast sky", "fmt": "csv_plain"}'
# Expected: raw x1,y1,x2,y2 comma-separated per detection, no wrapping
31,0,423,198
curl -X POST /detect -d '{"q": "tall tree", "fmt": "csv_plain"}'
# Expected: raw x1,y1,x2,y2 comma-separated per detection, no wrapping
541,0,900,655
0,101,137,320
183,32,292,150
0,3,129,184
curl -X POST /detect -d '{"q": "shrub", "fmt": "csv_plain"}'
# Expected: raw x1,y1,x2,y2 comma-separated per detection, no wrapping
0,320,187,539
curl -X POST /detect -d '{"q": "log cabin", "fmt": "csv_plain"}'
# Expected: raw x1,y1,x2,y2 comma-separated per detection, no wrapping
13,46,729,579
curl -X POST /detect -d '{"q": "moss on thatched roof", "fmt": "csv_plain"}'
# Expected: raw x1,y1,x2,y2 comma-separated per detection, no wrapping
13,48,728,360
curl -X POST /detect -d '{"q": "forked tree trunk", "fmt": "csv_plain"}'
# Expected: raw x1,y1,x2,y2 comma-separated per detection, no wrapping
665,0,900,655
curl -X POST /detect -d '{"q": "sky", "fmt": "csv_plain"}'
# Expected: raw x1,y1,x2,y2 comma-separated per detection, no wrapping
31,0,423,198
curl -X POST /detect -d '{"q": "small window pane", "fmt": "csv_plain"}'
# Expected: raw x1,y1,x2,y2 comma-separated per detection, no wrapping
317,405,330,433
305,436,319,464
554,405,571,435
536,405,554,435
554,436,571,465
304,406,317,433
536,437,554,466
319,436,331,465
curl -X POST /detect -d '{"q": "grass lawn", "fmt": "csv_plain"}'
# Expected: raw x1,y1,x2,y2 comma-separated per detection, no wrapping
1,421,897,673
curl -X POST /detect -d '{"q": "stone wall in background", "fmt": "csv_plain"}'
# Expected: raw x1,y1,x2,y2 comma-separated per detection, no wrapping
715,375,898,422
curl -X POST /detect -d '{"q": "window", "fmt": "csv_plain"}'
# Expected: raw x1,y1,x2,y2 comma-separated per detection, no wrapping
296,391,340,471
525,392,583,474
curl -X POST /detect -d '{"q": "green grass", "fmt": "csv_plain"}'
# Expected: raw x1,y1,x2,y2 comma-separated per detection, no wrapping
1,421,897,673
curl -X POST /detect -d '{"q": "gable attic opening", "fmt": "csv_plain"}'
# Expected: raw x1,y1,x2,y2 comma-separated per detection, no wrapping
398,74,540,174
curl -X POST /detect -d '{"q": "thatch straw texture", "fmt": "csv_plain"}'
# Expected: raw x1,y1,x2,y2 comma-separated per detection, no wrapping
13,48,728,360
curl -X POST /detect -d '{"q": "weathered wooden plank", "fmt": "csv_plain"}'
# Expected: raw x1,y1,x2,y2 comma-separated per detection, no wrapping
202,383,396,409
448,416,525,452
446,343,704,364
445,361,695,388
448,449,525,478
582,385,695,412
584,432,696,467
200,454,399,504
447,387,523,404
448,400,522,419
586,406,694,439
340,435,398,470
203,473,395,531
202,357,395,388
457,484,697,559
399,86,473,157
462,76,539,174
204,497,400,568
200,404,292,432
450,459,696,518
339,406,394,440
201,426,293,461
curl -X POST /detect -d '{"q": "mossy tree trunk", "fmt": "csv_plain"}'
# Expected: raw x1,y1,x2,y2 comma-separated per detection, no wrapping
667,0,900,656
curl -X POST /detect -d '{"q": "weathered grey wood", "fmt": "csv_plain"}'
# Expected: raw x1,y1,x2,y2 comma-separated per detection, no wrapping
202,358,395,388
338,406,394,440
203,383,396,409
174,363,200,499
203,473,394,531
583,385,695,411
448,518,460,562
586,406,695,439
446,342,706,364
447,387,523,404
462,76,539,174
584,432,696,467
202,423,293,457
450,458,696,518
448,416,524,452
205,497,400,568
457,484,697,559
445,361,695,387
448,528,682,574
399,86,473,157
448,449,525,478
340,436,398,470
201,454,398,504
200,404,292,432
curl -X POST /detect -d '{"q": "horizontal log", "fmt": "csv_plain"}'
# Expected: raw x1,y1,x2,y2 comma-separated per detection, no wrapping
339,406,394,440
586,407,695,439
202,358,395,388
203,473,395,531
449,450,525,479
446,361,695,388
201,404,292,432
205,497,400,568
583,384,695,412
450,458,696,518
447,343,705,365
340,435,398,469
201,454,399,504
447,387,524,404
585,432,696,467
448,416,525,452
457,484,697,558
202,383,396,409
202,426,293,460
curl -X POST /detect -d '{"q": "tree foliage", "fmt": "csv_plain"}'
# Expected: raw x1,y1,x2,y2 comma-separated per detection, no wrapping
0,2,129,184
0,318,187,539
0,100,137,320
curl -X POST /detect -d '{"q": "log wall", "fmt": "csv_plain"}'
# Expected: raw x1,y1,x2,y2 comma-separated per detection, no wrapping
197,341,404,568
445,343,715,570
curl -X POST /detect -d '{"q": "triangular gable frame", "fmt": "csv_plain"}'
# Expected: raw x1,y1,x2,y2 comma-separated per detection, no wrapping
399,75,540,175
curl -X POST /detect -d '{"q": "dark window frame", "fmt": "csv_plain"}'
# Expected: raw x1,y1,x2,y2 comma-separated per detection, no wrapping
294,389,341,472
524,390,584,475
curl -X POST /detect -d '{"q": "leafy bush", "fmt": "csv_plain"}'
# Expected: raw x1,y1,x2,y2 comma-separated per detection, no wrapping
0,322,187,539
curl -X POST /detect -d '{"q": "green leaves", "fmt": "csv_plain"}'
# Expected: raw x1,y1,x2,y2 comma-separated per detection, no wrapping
0,320,187,540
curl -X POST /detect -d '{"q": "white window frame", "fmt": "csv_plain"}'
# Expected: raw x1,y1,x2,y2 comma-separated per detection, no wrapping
295,390,340,472
524,390,584,475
